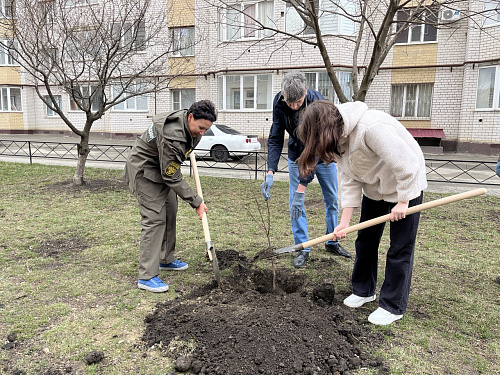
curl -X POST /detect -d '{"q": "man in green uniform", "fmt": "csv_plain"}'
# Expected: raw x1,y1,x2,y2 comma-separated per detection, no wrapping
124,100,217,292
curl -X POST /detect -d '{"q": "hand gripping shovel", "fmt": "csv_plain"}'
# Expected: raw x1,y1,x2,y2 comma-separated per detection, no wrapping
189,153,221,287
275,188,487,254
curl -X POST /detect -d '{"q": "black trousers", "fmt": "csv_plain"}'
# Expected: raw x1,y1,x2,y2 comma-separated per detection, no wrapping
352,192,423,315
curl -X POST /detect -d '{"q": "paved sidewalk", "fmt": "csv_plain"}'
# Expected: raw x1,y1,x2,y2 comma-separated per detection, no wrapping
2,133,500,197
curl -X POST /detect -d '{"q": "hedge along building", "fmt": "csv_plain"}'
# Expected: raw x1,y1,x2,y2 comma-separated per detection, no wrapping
1,0,499,155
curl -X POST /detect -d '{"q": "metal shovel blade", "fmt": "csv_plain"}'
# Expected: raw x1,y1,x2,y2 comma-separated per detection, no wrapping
207,242,221,287
274,244,302,254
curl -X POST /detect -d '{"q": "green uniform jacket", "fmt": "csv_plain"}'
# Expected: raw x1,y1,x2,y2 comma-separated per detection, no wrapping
124,110,203,212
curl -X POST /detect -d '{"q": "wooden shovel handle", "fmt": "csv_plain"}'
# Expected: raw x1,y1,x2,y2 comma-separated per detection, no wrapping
298,188,487,250
189,153,213,260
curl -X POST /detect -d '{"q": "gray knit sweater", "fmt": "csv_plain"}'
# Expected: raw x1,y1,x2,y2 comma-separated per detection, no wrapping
335,101,428,208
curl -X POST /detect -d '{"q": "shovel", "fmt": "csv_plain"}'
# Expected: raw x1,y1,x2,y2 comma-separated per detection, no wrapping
189,153,221,287
275,188,487,254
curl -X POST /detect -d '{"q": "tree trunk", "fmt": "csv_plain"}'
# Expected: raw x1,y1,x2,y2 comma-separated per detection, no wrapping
73,133,90,186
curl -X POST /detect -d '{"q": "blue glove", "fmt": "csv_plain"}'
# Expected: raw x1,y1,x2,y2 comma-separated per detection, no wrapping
260,173,274,201
290,192,305,220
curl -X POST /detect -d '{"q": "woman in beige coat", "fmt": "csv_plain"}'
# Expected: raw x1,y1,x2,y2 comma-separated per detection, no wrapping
297,100,427,325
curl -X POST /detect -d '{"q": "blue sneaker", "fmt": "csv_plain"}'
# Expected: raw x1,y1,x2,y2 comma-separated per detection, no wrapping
137,275,169,293
159,259,188,271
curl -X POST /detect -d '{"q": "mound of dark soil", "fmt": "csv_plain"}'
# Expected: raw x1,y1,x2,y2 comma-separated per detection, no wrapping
142,251,387,375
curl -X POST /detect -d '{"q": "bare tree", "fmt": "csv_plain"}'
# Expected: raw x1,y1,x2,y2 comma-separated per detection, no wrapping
202,0,494,103
0,0,198,185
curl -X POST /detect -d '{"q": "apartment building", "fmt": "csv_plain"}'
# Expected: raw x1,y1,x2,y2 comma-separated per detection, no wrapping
0,0,23,131
1,0,499,154
194,0,500,154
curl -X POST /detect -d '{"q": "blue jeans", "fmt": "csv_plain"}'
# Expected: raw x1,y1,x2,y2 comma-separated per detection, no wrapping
496,161,500,177
288,159,339,252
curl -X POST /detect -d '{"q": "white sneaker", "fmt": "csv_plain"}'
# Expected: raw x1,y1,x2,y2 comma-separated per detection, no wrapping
368,307,403,325
343,293,376,308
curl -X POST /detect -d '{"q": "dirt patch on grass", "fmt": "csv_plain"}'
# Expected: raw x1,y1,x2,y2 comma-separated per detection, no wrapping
43,179,127,193
142,250,387,375
36,236,88,258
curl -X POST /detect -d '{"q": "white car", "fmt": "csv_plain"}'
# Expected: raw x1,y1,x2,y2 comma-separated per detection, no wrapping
194,124,261,162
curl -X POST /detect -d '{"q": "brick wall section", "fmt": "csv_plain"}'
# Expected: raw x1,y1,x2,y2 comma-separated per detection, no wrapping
432,15,468,141
168,0,194,27
0,66,21,84
0,113,23,129
459,1,500,145
3,0,499,150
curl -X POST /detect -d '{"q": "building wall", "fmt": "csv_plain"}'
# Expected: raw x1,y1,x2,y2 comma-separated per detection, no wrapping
0,66,20,84
458,1,500,148
2,0,499,152
168,0,195,27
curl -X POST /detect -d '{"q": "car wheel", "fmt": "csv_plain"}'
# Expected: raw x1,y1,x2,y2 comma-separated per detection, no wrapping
211,145,229,162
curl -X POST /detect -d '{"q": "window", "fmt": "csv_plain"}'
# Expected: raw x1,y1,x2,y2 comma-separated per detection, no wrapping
219,0,274,42
1,0,14,17
70,85,103,111
67,28,101,61
170,27,195,57
476,66,500,109
390,83,433,118
112,83,148,111
305,71,352,104
484,0,500,26
172,89,195,110
217,74,272,110
396,8,437,44
285,0,355,36
44,95,62,117
39,0,56,23
1,87,22,111
111,22,146,52
41,47,58,71
65,0,98,7
0,40,18,65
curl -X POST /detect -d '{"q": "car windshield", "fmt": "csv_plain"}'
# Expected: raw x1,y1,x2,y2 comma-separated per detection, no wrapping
216,124,243,135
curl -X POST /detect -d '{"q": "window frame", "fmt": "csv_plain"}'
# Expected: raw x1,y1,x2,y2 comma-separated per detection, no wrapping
304,70,352,105
483,0,500,27
1,0,14,18
112,83,149,112
217,74,273,111
395,8,438,45
390,83,434,119
285,0,355,36
111,21,147,53
475,65,500,110
64,0,98,8
0,86,23,112
69,85,103,112
44,95,62,117
170,27,195,57
219,0,274,42
0,40,18,65
171,88,195,111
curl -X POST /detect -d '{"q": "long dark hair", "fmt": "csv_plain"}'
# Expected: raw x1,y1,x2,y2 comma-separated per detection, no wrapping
297,100,344,177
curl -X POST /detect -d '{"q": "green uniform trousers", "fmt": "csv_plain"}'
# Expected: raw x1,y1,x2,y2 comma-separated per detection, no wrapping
138,185,178,280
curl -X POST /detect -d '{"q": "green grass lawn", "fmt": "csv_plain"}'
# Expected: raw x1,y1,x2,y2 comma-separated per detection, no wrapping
0,161,499,374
